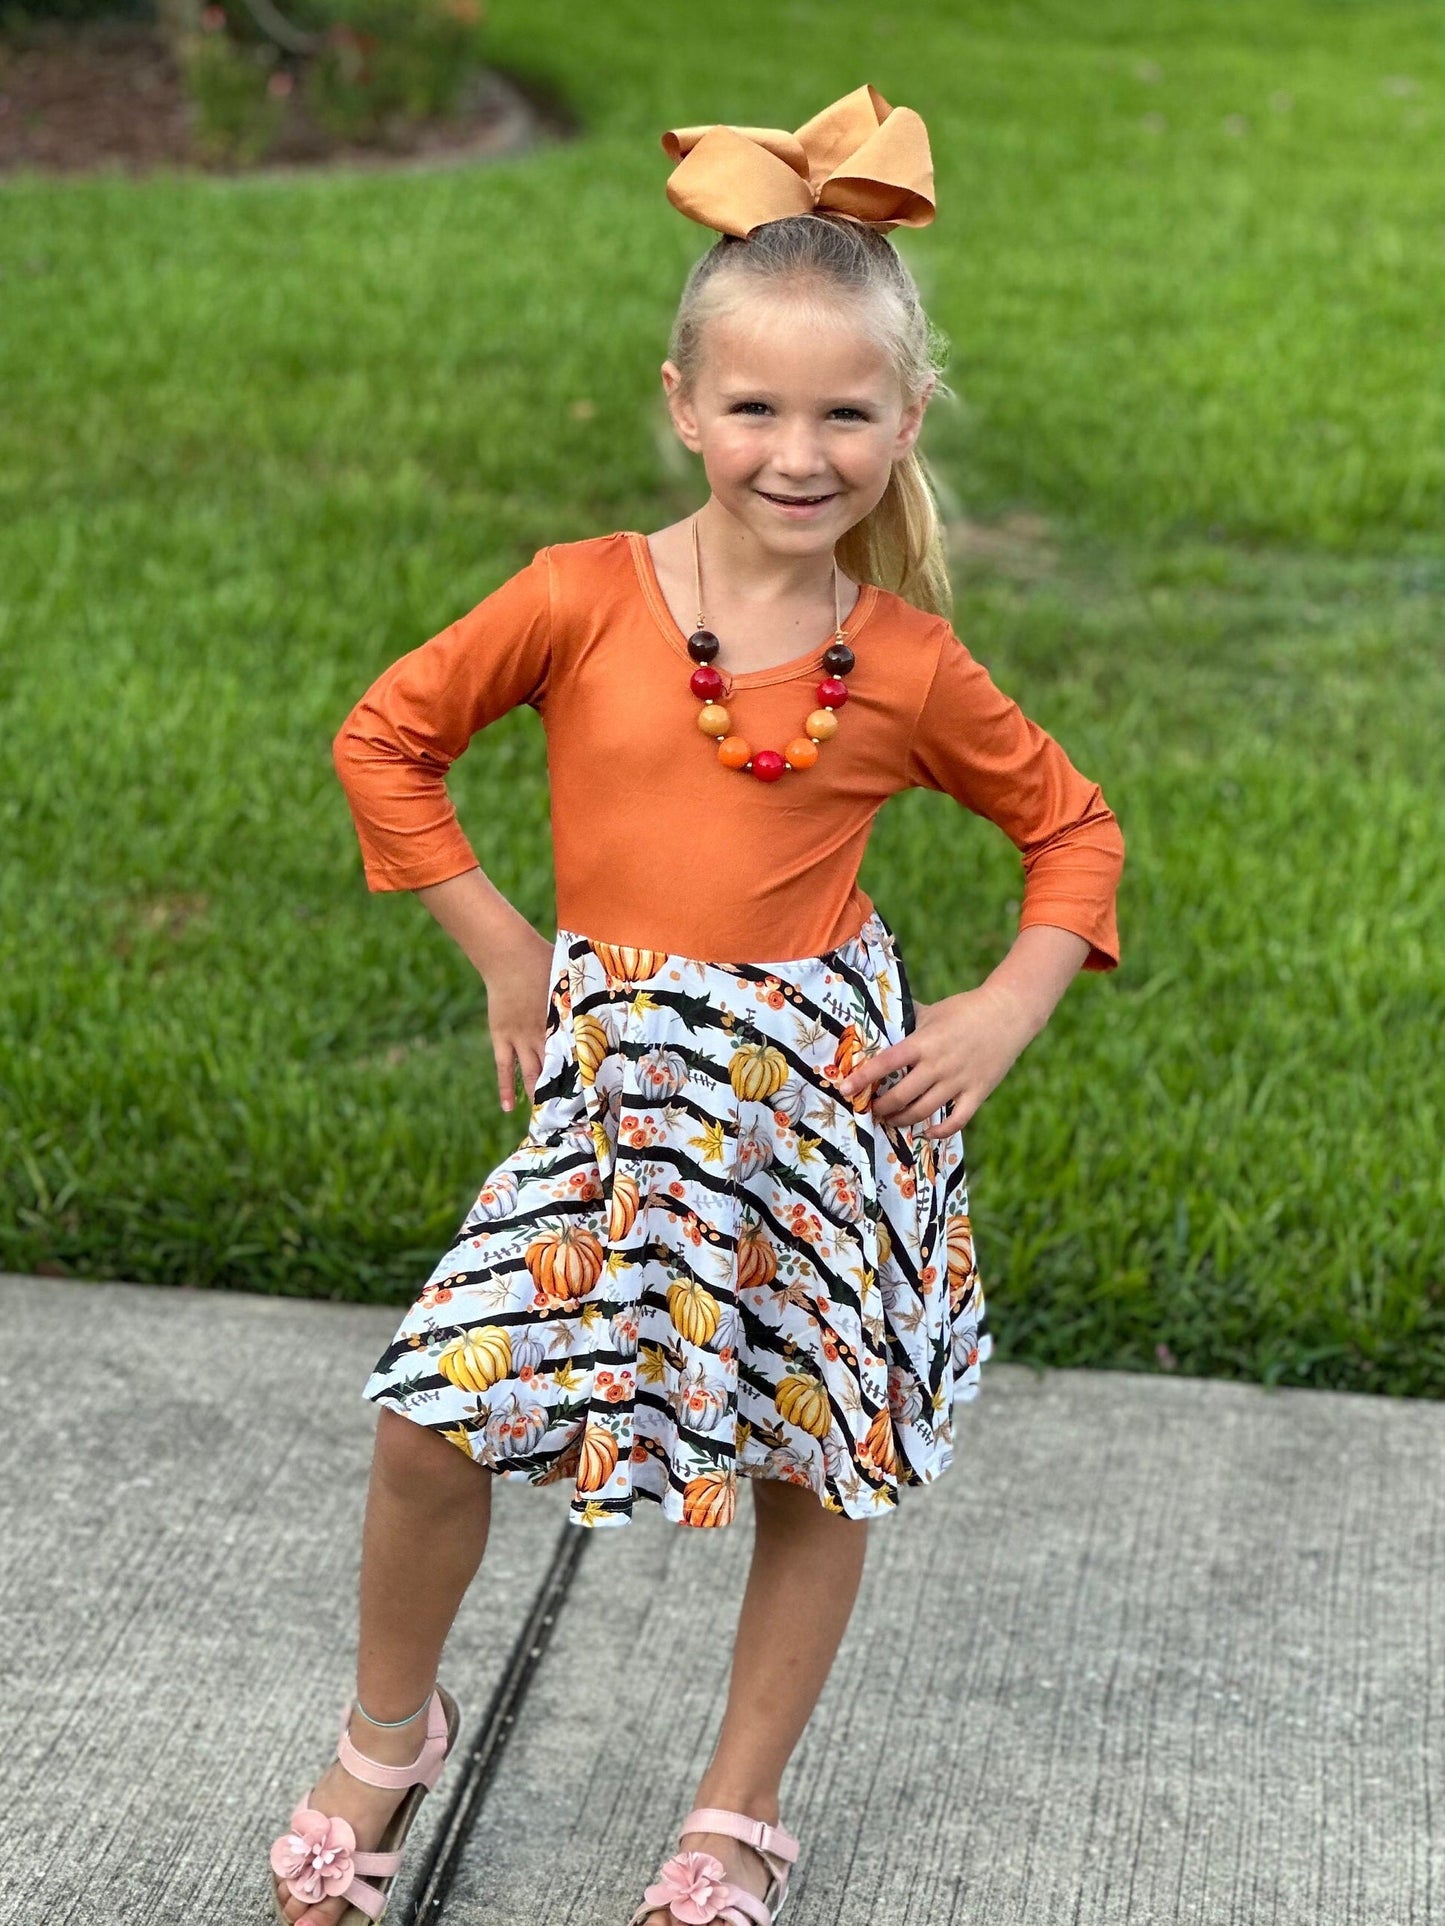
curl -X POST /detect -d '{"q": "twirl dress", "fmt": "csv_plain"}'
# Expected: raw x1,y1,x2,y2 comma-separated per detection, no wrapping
333,531,1124,1529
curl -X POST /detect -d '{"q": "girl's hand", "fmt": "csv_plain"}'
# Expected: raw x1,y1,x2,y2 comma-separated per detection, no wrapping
837,983,1039,1139
479,921,556,1114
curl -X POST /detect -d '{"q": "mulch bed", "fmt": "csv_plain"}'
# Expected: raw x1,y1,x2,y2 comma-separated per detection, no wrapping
0,17,562,175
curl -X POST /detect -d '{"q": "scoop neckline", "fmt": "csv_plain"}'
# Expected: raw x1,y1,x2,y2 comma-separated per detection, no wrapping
625,528,878,691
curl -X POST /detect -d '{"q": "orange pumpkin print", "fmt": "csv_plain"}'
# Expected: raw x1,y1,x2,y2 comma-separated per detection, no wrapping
736,1220,777,1291
859,1406,898,1477
525,1222,604,1313
682,1467,737,1528
608,1170,641,1242
589,940,666,985
576,1424,620,1492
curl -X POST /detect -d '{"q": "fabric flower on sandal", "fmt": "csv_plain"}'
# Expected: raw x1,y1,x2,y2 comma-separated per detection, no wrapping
269,1804,357,1904
642,1847,732,1923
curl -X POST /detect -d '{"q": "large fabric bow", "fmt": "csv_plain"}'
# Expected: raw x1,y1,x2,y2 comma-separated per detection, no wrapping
661,82,934,240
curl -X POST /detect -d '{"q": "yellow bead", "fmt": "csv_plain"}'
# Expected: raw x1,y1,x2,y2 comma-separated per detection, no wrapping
807,708,839,740
697,702,732,735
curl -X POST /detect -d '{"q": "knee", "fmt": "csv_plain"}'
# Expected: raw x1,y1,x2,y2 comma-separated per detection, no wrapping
373,1405,490,1502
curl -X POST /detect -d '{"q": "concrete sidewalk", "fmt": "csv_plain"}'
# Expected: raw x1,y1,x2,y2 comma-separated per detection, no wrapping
3,1273,1442,1925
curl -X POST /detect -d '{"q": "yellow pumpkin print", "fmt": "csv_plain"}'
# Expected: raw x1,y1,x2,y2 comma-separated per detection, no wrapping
437,1324,511,1394
729,1038,789,1103
572,1012,610,1085
667,1275,721,1346
776,1368,832,1440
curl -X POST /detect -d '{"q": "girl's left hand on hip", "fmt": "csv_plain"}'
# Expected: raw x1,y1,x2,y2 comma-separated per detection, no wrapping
836,985,1037,1139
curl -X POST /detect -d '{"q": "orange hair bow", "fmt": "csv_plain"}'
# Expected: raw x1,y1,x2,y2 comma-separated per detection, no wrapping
660,82,935,242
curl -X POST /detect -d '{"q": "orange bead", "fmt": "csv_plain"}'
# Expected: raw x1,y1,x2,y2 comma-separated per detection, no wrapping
717,736,753,769
697,702,731,736
807,708,839,740
784,736,820,769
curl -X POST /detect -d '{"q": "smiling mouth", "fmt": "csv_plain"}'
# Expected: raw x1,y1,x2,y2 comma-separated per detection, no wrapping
757,489,837,505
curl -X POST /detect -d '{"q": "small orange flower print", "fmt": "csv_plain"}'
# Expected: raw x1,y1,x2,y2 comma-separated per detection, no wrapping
681,1214,705,1249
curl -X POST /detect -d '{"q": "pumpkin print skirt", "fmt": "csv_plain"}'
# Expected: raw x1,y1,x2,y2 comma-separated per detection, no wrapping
361,908,992,1529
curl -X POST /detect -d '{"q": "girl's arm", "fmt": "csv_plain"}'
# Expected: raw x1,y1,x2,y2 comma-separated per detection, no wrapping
415,869,555,1113
840,923,1089,1135
841,628,1124,1136
332,547,557,1111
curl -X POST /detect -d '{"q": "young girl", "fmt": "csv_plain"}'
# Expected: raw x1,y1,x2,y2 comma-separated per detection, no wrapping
269,83,1124,1926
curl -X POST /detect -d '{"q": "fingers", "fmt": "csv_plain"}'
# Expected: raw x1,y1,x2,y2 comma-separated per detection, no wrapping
493,1044,517,1112
521,1040,544,1103
496,1039,548,1113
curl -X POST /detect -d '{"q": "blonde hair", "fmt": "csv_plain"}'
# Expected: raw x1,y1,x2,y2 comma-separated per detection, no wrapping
665,212,955,619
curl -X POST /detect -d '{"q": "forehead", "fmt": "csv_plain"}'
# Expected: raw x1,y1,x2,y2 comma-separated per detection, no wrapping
699,299,900,401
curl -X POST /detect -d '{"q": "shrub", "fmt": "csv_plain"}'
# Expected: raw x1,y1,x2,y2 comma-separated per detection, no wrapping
159,0,487,162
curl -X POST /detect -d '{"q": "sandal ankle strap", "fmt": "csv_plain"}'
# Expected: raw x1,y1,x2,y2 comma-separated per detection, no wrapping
334,1689,449,1791
680,1805,800,1865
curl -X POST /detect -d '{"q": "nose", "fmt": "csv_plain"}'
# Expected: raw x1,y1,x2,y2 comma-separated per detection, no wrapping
766,415,830,483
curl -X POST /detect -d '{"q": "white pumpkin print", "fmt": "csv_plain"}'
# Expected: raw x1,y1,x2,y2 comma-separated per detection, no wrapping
509,1326,547,1374
638,1046,688,1104
734,1124,774,1184
470,1170,519,1223
671,1359,729,1433
770,1074,810,1128
485,1392,549,1456
820,1162,866,1225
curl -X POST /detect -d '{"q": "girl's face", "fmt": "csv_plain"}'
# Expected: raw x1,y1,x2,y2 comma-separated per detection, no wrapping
661,291,931,554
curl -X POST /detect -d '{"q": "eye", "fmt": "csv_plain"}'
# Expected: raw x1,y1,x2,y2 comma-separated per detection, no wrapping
725,402,872,420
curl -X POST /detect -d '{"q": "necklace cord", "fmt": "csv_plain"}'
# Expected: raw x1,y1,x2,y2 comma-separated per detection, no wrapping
690,511,845,681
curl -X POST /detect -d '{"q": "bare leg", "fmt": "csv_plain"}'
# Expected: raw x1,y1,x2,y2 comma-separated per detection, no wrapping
640,1476,871,1924
275,1408,492,1926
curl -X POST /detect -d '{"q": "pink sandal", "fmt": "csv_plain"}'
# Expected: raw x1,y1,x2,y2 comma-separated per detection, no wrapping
268,1685,461,1926
628,1805,801,1925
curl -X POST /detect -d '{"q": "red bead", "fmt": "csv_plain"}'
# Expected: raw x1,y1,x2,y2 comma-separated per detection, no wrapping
691,665,725,701
751,749,786,782
817,677,849,708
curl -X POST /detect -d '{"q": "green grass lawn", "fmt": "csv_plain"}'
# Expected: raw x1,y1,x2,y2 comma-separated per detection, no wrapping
2,0,1441,1391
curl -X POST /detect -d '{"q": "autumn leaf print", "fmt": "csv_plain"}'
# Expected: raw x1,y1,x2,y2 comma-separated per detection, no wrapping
687,1118,729,1167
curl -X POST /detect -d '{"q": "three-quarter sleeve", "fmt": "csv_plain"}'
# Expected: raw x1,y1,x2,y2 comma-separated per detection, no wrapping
903,629,1125,971
332,546,553,892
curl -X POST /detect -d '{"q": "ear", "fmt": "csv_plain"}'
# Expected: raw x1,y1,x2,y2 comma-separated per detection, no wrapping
660,360,703,454
891,375,936,461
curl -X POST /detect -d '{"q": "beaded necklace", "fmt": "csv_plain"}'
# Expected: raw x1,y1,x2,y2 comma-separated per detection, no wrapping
683,512,856,783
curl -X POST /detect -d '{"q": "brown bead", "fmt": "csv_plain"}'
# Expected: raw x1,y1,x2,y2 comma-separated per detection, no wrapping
823,641,855,676
687,629,720,662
